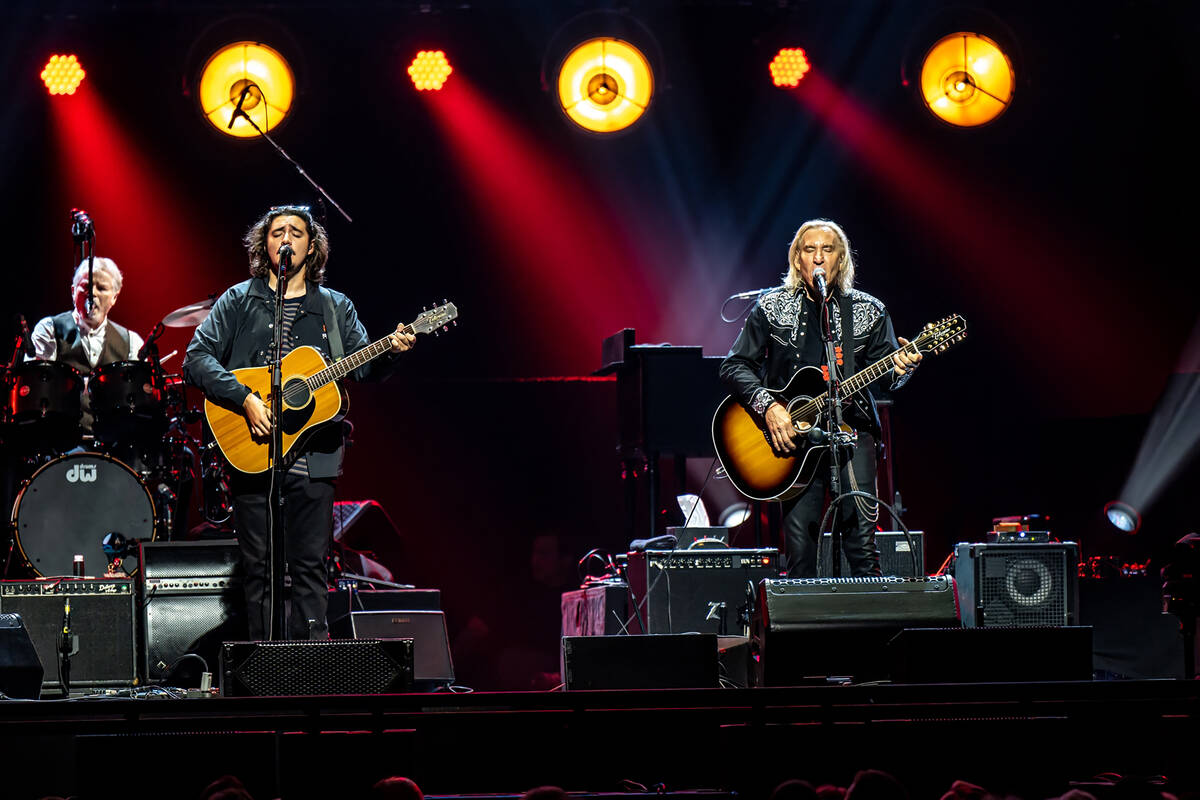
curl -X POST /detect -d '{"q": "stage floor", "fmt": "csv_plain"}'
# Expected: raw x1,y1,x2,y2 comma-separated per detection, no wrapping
2,679,1198,799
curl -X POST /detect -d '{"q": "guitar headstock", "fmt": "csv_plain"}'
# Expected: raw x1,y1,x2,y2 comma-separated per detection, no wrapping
912,314,967,355
412,301,459,335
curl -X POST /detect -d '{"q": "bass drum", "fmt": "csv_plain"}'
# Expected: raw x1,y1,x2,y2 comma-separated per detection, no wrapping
11,451,156,577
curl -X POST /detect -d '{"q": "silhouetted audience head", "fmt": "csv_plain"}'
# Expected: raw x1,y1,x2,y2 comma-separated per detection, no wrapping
771,779,819,800
520,787,569,800
370,776,424,800
845,769,908,800
199,775,255,800
816,786,847,800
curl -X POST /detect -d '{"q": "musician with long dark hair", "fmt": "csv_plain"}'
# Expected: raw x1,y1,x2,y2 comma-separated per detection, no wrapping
183,205,415,640
719,219,921,577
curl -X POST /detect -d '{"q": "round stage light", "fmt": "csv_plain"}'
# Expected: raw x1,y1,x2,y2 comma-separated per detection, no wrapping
198,41,294,138
408,50,453,91
557,37,653,133
920,32,1014,127
769,48,810,88
41,54,86,96
1104,501,1142,534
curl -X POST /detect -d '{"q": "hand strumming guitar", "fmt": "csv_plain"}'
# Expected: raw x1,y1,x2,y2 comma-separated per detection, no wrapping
765,402,798,453
243,392,271,439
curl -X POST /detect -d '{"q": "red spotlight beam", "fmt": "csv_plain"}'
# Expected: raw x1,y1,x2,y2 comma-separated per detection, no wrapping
46,83,229,357
792,69,1167,415
418,77,660,375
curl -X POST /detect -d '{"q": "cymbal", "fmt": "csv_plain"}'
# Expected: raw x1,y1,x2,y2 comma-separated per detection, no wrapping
163,298,214,327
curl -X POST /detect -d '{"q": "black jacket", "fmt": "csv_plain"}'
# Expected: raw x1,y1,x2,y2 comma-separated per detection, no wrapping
719,285,909,435
183,277,399,478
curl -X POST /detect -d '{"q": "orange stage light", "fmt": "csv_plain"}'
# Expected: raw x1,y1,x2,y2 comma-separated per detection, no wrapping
557,38,653,133
408,51,453,91
769,48,810,88
198,41,294,138
41,54,86,96
920,32,1014,127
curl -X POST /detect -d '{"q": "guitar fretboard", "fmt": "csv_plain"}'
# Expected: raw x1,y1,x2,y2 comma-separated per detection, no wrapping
304,322,416,390
804,341,921,416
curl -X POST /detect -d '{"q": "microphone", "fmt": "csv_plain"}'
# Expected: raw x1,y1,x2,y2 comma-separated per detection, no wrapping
811,267,828,300
70,208,93,240
227,84,255,130
729,287,772,300
16,314,35,357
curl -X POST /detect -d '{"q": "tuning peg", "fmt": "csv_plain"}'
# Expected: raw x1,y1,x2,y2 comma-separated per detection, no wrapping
442,325,449,332
452,320,457,327
443,297,448,304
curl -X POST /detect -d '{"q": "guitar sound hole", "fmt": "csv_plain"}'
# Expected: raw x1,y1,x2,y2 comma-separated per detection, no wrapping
282,378,311,409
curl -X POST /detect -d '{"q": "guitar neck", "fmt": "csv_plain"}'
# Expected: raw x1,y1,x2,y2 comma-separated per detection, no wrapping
305,324,415,390
813,342,917,411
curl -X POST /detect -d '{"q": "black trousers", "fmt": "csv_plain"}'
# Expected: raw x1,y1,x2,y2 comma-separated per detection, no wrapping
781,432,881,578
232,471,335,640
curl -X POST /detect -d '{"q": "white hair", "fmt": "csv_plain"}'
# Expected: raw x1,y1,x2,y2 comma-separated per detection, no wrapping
72,257,123,291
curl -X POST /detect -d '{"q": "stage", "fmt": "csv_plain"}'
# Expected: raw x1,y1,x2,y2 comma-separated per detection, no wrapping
2,679,1198,799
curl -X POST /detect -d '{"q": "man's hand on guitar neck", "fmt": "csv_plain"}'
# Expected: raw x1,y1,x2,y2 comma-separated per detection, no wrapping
892,336,922,376
765,402,798,453
243,392,272,439
388,323,417,353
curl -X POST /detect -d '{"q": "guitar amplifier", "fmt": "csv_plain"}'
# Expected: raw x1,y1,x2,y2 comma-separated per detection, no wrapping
953,542,1079,627
139,540,245,686
626,548,779,635
818,531,924,577
753,576,960,684
0,578,137,694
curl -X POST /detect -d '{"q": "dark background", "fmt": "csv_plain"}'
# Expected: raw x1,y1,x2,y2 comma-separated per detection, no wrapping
1,0,1197,689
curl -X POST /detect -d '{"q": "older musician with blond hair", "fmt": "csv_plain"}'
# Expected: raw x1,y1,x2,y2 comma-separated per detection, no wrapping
720,219,921,577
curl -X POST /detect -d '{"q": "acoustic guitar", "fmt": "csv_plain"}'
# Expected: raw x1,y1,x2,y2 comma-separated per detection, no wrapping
711,314,966,501
205,302,458,474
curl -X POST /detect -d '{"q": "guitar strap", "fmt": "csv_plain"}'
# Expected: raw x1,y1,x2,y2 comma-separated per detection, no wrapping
320,287,345,362
838,292,855,376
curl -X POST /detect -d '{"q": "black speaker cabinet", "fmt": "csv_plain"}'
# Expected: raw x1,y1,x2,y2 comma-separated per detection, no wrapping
626,549,779,634
0,613,44,699
140,540,246,685
561,633,719,690
328,588,442,638
953,542,1079,627
220,638,414,697
0,578,137,694
887,626,1094,683
753,576,960,684
818,531,924,577
561,584,630,637
350,609,454,688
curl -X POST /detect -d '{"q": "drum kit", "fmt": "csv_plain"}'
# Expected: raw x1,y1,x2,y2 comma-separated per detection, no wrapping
1,298,231,579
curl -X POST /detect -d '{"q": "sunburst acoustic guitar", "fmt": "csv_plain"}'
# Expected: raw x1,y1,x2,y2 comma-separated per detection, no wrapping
205,302,458,474
712,314,966,501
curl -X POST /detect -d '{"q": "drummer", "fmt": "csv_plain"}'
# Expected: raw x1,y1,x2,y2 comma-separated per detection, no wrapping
28,257,144,369
27,257,145,434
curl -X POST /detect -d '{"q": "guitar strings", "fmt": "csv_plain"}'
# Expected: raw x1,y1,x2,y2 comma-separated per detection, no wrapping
785,339,924,423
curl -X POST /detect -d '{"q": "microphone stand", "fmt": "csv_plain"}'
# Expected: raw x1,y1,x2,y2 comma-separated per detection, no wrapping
268,252,290,640
71,210,96,313
229,99,353,225
817,285,853,578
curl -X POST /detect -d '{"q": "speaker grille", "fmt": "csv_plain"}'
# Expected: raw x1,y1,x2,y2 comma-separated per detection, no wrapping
954,543,1079,627
144,593,245,682
221,639,413,696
